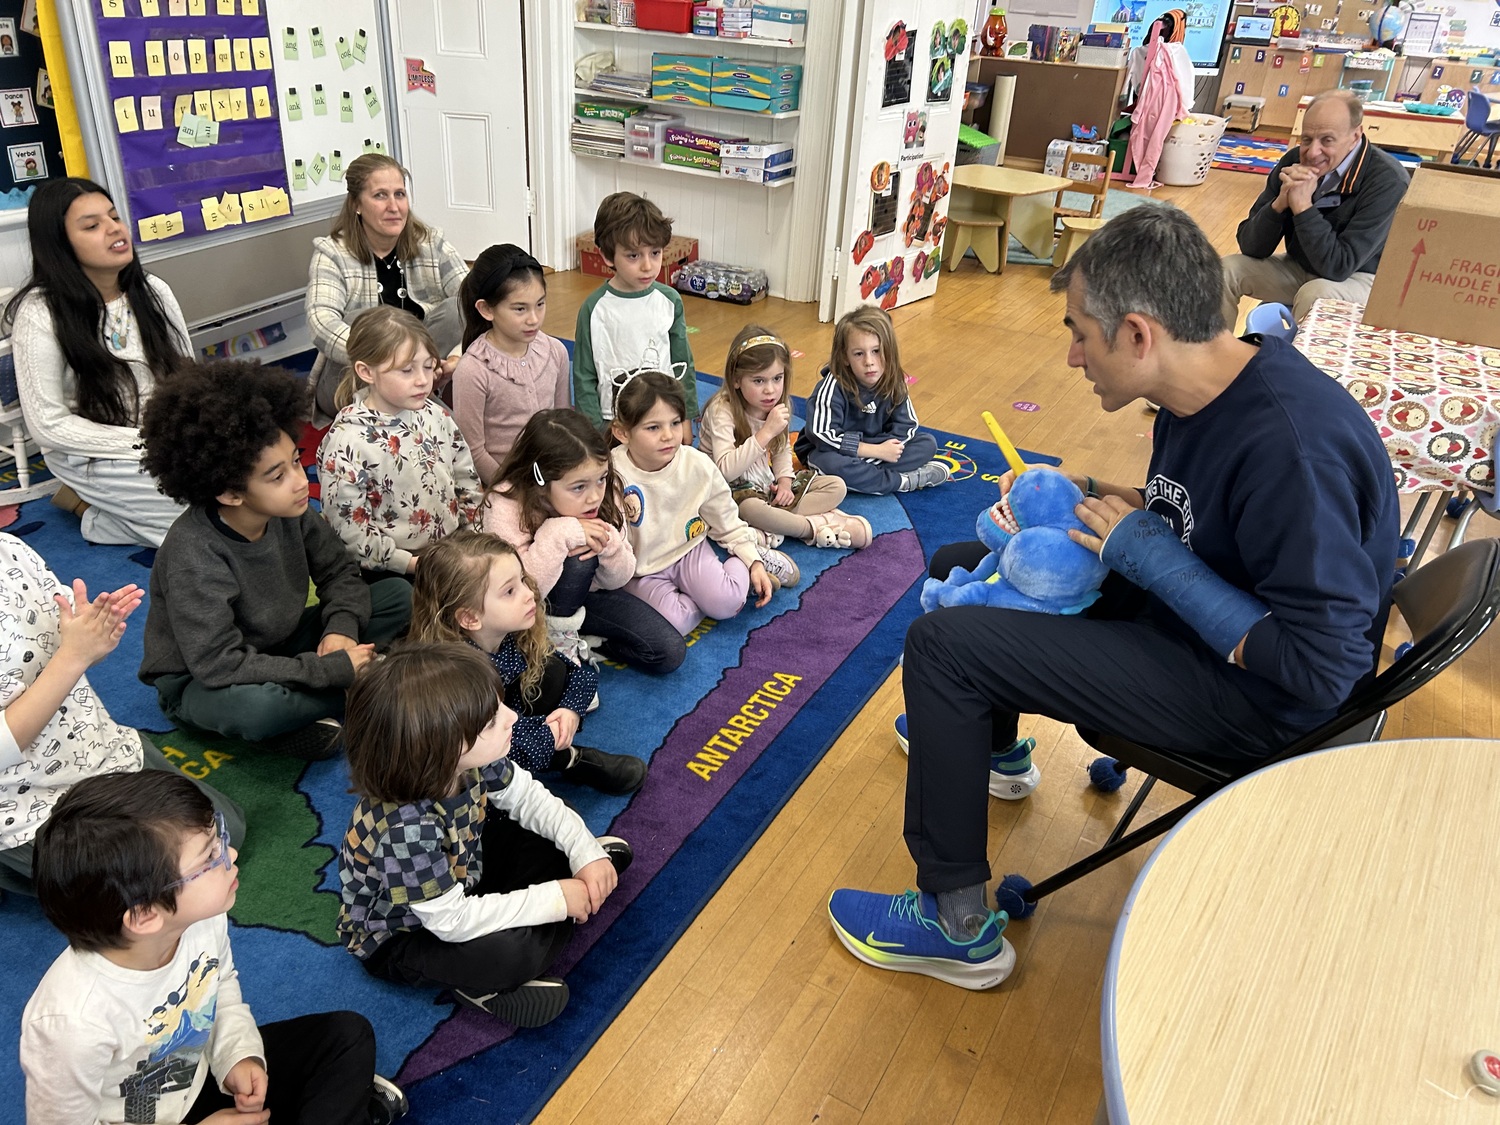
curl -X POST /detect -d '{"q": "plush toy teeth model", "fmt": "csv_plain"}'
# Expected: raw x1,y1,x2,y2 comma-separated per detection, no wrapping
920,467,1108,615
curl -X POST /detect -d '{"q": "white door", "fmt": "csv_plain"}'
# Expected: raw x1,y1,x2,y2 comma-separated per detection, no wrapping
387,0,531,255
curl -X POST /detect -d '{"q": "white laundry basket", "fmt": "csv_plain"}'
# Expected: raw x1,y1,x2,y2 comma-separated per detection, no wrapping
1157,114,1229,186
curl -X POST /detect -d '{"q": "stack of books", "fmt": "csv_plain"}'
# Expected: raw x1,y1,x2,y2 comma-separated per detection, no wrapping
590,70,652,98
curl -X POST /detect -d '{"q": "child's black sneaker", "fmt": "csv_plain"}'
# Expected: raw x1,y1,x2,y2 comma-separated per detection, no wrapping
597,835,634,875
455,978,570,1027
260,717,343,760
561,746,647,795
368,1074,409,1125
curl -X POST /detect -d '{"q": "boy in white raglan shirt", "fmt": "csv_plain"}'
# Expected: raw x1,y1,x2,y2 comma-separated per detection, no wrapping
21,770,408,1125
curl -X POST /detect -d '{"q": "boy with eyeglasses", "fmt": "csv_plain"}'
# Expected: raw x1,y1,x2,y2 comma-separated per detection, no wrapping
21,770,408,1125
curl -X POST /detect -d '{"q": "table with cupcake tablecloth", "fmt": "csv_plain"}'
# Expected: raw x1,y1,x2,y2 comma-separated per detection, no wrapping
1295,298,1500,565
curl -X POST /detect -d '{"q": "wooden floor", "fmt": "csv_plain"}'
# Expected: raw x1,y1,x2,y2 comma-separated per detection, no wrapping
531,170,1499,1124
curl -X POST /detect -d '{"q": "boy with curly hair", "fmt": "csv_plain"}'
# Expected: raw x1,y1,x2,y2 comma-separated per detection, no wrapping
572,191,697,437
138,361,411,759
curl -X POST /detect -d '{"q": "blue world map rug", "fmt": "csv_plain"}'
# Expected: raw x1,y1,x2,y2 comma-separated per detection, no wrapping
0,381,1059,1125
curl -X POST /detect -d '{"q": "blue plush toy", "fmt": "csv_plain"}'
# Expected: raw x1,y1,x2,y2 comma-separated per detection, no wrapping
920,467,1108,614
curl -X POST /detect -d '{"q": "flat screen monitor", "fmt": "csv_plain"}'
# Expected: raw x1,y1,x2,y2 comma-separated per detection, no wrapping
1089,0,1236,71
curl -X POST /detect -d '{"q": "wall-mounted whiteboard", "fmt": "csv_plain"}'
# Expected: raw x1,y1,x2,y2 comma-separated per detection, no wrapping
263,0,392,207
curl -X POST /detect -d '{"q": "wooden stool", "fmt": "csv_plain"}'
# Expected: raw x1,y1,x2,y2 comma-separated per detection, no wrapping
942,195,1008,272
1053,217,1105,268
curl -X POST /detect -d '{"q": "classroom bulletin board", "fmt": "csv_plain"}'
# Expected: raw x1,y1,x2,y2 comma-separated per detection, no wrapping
263,0,391,207
91,0,291,244
1,0,65,205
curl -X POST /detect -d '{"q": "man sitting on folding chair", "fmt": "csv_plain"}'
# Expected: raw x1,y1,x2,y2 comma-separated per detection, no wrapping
827,204,1401,990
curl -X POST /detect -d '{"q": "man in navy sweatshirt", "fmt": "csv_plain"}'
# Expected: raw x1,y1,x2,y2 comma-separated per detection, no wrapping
827,203,1400,991
1221,88,1408,328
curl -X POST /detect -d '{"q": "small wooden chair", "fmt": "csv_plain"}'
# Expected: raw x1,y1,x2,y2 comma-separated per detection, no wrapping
1053,217,1106,268
1051,146,1111,223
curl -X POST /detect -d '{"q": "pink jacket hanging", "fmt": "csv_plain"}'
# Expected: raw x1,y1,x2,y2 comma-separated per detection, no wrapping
1125,33,1191,188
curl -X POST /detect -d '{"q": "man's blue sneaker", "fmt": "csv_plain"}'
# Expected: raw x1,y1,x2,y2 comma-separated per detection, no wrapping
894,718,1041,801
827,888,1016,990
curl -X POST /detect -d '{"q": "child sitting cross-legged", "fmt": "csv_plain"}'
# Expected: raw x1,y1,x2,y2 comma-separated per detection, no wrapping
410,530,647,795
318,305,483,581
336,643,633,1027
138,360,412,760
22,770,408,1125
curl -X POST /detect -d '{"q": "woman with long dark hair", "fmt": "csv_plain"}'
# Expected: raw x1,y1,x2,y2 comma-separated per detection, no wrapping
4,177,190,546
304,153,469,421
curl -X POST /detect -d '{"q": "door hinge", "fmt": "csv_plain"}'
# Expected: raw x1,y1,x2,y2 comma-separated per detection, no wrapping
525,188,536,217
829,246,840,283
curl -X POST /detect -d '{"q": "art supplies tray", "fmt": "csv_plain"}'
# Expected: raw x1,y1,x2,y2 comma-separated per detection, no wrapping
1404,102,1458,115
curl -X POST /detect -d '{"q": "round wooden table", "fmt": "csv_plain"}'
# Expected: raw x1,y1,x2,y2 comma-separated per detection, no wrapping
1102,738,1500,1124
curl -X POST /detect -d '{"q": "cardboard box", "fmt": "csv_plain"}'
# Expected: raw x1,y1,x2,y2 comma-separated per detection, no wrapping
720,160,795,182
719,140,794,166
750,5,807,45
663,144,722,171
577,231,700,284
1364,164,1500,349
1222,94,1265,132
574,100,642,123
664,125,746,154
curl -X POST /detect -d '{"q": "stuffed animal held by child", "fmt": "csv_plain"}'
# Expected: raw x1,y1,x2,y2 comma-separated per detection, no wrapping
920,467,1109,614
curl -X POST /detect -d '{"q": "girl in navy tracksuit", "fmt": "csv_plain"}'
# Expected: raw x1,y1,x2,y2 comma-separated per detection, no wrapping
793,306,949,495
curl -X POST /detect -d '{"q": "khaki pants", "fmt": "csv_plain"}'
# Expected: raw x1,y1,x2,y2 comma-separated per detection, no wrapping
1221,253,1375,331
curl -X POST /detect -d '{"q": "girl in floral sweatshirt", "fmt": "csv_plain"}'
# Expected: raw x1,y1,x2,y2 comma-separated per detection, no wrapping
318,306,482,579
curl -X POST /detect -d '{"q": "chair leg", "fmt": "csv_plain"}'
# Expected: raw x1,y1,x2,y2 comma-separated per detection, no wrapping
1452,131,1477,163
1020,793,1208,906
972,226,1002,273
1103,775,1157,847
1054,228,1076,269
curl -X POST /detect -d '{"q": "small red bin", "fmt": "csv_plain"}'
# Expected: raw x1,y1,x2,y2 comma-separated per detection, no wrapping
635,0,694,32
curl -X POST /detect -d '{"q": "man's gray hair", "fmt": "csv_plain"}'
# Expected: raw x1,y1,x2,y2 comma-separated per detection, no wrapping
1049,203,1226,343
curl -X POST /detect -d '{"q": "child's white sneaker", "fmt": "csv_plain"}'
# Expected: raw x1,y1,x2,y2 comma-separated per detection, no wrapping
756,546,800,588
897,460,951,492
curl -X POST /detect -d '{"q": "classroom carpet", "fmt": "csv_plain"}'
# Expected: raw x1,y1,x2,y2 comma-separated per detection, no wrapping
0,378,1061,1125
1211,133,1288,174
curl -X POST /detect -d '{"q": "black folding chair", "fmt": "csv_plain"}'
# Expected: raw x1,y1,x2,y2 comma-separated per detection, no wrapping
996,537,1500,919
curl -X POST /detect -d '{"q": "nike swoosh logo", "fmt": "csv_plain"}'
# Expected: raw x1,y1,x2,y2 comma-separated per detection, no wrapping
864,933,904,949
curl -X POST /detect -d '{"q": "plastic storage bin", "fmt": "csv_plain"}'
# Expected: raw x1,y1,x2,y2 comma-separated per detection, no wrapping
627,110,684,143
636,0,693,32
625,136,665,163
1156,114,1228,186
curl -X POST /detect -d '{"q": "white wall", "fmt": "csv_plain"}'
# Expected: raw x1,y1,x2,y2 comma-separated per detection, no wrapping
0,215,32,294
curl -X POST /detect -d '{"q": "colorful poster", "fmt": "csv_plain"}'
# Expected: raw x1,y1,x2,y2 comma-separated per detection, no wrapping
89,0,291,241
